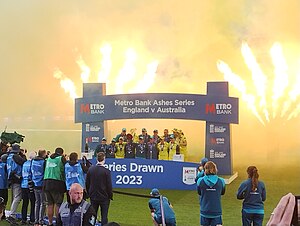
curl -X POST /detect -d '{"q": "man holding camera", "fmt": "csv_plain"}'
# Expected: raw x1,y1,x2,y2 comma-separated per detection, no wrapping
6,144,26,224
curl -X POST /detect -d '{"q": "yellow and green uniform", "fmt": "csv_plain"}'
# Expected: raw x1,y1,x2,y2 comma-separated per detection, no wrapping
158,142,169,160
168,142,179,160
179,135,187,161
115,142,126,158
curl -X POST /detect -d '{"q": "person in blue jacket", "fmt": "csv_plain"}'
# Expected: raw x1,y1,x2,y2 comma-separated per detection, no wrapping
0,154,8,220
32,149,47,226
197,161,225,226
6,144,26,224
237,166,266,226
21,151,36,225
65,152,91,202
148,188,176,226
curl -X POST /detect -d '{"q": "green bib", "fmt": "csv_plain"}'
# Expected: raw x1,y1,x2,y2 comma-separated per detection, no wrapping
44,156,64,181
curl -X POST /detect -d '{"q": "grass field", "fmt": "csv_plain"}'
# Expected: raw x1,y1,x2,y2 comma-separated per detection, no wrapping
1,165,299,225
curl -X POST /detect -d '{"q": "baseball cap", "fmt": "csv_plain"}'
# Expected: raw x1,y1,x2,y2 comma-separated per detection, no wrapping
142,128,147,132
122,128,126,132
153,129,158,133
102,137,107,141
150,188,160,196
200,157,209,166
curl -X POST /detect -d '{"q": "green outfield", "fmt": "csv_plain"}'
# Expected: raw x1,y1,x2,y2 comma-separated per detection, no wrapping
2,165,299,226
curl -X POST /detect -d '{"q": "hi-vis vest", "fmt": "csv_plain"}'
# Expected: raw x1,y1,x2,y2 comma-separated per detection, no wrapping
65,162,85,190
21,160,32,188
32,159,45,187
0,162,7,189
59,200,91,226
7,153,22,179
44,156,64,181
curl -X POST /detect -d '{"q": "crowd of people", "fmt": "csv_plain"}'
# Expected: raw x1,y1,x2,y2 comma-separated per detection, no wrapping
0,142,113,226
94,128,188,161
0,136,267,226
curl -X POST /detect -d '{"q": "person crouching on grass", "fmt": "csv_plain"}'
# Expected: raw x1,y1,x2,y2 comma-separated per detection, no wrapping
237,166,266,226
197,161,225,226
148,188,176,226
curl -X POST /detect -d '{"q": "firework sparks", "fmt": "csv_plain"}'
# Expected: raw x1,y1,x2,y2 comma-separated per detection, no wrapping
270,42,289,119
130,60,159,93
98,43,112,83
217,60,265,125
53,68,78,99
76,55,91,83
54,42,158,97
115,48,138,94
241,42,269,122
218,41,300,125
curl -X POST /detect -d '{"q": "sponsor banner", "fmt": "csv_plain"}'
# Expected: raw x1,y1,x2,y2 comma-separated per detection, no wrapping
87,158,198,190
82,122,104,153
75,93,238,124
205,122,232,175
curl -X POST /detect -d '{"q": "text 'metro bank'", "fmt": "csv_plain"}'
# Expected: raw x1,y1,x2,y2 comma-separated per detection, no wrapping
74,82,239,189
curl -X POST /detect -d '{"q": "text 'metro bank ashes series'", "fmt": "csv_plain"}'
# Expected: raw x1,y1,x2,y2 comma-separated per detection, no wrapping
75,82,239,189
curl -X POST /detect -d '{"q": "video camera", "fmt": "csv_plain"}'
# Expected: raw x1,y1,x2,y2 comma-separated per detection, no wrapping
0,131,25,144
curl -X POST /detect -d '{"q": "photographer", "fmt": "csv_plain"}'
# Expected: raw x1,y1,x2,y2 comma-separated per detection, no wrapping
65,152,91,203
21,151,36,225
6,144,26,224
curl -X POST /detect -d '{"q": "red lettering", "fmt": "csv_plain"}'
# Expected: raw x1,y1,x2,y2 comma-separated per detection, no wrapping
210,138,216,144
205,104,215,114
80,104,90,114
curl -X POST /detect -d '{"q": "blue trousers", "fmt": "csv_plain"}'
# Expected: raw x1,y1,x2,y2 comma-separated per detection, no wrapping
242,210,264,226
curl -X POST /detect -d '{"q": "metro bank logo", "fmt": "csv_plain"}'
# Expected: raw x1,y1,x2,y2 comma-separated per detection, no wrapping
205,103,232,115
80,103,105,114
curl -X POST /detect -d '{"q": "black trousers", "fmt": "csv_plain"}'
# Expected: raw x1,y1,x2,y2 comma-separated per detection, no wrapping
91,199,110,225
0,189,8,218
21,188,35,223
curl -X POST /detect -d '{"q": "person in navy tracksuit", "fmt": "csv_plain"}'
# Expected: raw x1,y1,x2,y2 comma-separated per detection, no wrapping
197,161,225,226
237,166,266,226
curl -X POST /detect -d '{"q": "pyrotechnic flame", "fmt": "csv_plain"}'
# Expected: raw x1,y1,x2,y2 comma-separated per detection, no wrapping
241,42,269,122
76,55,91,83
53,68,78,99
286,67,300,120
130,60,159,93
98,43,112,83
270,42,289,118
55,42,158,97
217,60,265,125
115,48,137,94
218,41,300,125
